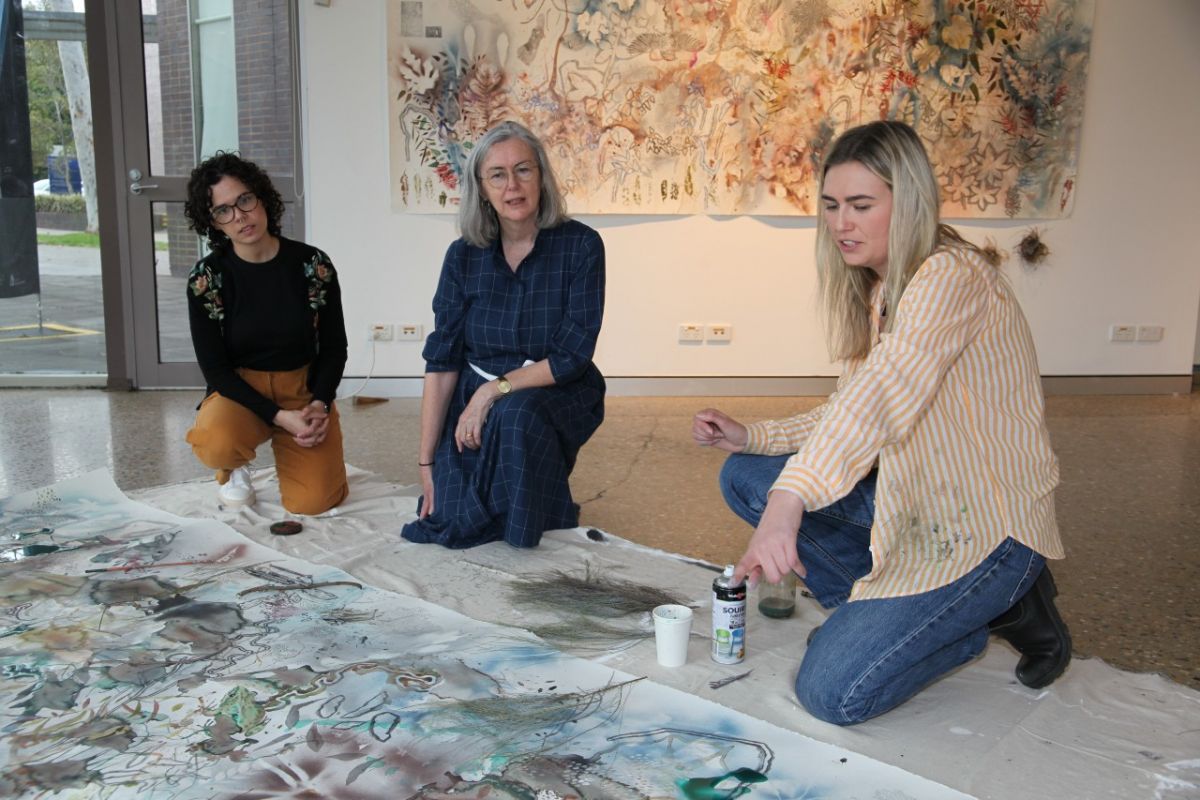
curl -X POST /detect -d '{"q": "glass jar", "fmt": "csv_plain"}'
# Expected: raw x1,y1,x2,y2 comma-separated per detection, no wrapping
757,571,797,618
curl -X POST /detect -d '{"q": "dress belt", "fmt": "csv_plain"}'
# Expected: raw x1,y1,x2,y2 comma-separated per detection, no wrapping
469,360,534,382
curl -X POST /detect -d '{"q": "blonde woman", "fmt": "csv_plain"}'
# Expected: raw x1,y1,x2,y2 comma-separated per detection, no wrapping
693,121,1070,725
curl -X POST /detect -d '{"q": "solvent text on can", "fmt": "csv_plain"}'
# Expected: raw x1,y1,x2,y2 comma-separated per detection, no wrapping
712,564,746,664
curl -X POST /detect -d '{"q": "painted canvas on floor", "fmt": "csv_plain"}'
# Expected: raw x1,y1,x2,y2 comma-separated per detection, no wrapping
388,0,1093,218
0,473,971,799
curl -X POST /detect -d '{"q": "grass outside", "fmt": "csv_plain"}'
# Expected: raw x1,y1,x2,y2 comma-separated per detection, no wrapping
38,231,168,251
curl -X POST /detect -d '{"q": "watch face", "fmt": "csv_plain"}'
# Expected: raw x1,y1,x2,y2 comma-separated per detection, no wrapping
498,378,512,394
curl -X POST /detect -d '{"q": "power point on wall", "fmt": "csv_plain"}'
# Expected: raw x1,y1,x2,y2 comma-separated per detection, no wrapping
1136,324,1164,342
369,323,394,342
396,323,424,341
1108,324,1136,343
705,324,733,343
678,323,704,343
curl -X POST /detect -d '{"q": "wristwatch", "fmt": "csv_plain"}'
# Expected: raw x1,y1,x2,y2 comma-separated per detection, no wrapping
496,376,513,395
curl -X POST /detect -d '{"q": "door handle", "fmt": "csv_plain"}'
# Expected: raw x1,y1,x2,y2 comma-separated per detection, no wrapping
127,169,158,195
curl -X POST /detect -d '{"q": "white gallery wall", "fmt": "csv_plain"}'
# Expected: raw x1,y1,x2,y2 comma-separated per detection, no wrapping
299,0,1200,392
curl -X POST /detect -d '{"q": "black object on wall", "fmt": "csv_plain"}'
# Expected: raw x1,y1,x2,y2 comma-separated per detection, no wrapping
0,0,40,300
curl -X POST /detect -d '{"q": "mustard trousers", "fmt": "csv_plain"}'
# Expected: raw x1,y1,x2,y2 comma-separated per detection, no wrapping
186,366,349,515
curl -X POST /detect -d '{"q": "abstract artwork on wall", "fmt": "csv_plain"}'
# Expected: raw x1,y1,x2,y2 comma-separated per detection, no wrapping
388,0,1093,218
0,473,972,798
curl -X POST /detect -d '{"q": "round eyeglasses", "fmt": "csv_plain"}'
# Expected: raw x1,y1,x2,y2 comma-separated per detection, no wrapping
211,192,259,224
484,162,538,189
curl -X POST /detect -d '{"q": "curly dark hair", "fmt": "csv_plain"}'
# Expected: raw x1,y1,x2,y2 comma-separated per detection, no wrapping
183,151,285,253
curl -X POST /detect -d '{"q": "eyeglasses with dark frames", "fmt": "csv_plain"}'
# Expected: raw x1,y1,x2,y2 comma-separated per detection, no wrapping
211,191,259,224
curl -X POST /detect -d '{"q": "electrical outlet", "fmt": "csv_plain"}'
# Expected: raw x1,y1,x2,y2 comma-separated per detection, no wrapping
1108,324,1136,343
678,323,704,342
1136,324,1164,342
369,323,394,342
705,323,733,342
396,323,424,341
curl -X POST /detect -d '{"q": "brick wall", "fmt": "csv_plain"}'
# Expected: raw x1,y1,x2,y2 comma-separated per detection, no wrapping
234,0,297,240
158,0,296,275
235,0,292,177
158,0,199,275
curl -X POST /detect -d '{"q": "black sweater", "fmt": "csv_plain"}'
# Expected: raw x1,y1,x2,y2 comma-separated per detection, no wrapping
186,237,348,424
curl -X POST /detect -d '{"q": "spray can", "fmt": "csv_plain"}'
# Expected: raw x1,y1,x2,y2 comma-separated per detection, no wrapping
711,565,746,664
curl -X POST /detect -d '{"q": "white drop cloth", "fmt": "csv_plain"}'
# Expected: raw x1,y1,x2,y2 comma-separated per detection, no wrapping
132,466,1200,800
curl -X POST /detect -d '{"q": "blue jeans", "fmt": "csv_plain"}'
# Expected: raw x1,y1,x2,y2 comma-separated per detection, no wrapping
720,453,1044,725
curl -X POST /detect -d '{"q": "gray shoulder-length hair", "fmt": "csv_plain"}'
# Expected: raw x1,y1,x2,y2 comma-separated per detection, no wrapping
458,121,569,247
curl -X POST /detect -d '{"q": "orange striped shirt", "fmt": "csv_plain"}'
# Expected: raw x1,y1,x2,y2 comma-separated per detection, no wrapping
744,248,1063,600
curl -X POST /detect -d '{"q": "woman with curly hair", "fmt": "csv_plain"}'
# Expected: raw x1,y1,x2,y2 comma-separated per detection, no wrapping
183,152,348,515
693,121,1070,724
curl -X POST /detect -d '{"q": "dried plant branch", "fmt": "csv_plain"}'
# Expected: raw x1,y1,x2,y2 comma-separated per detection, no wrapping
525,620,654,651
508,565,690,619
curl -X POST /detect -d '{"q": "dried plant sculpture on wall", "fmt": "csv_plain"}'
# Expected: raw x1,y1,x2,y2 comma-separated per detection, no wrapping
1017,228,1050,267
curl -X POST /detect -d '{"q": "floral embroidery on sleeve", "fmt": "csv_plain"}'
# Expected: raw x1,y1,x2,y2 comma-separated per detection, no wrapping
304,252,335,312
188,261,224,322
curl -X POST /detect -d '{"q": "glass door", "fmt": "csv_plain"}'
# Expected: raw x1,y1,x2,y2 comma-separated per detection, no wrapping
0,1,105,380
114,0,302,387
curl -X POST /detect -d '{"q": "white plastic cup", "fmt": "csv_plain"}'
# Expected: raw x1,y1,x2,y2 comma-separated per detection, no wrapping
653,604,693,667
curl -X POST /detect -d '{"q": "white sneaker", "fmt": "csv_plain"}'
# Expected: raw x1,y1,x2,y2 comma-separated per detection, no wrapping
218,467,256,508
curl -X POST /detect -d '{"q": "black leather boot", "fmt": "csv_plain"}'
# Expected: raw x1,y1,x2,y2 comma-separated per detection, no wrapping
988,566,1072,688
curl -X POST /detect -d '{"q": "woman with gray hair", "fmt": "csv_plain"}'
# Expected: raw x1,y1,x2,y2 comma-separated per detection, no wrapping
402,122,606,549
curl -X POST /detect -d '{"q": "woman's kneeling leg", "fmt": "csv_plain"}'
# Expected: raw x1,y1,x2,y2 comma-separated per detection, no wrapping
272,405,348,516
796,538,1043,725
186,392,270,478
718,453,793,527
489,390,576,547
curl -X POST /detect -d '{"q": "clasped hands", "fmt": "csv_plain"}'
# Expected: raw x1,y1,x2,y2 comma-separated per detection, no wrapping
273,400,330,448
692,407,807,588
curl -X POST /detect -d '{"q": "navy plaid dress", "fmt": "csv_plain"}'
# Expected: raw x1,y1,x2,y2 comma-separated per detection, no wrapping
401,219,606,548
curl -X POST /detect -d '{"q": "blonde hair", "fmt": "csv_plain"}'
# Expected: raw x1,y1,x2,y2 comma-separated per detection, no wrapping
815,121,998,361
458,121,569,247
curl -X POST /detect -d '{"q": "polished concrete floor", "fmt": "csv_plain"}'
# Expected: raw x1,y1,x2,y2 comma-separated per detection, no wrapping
1,387,1197,689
